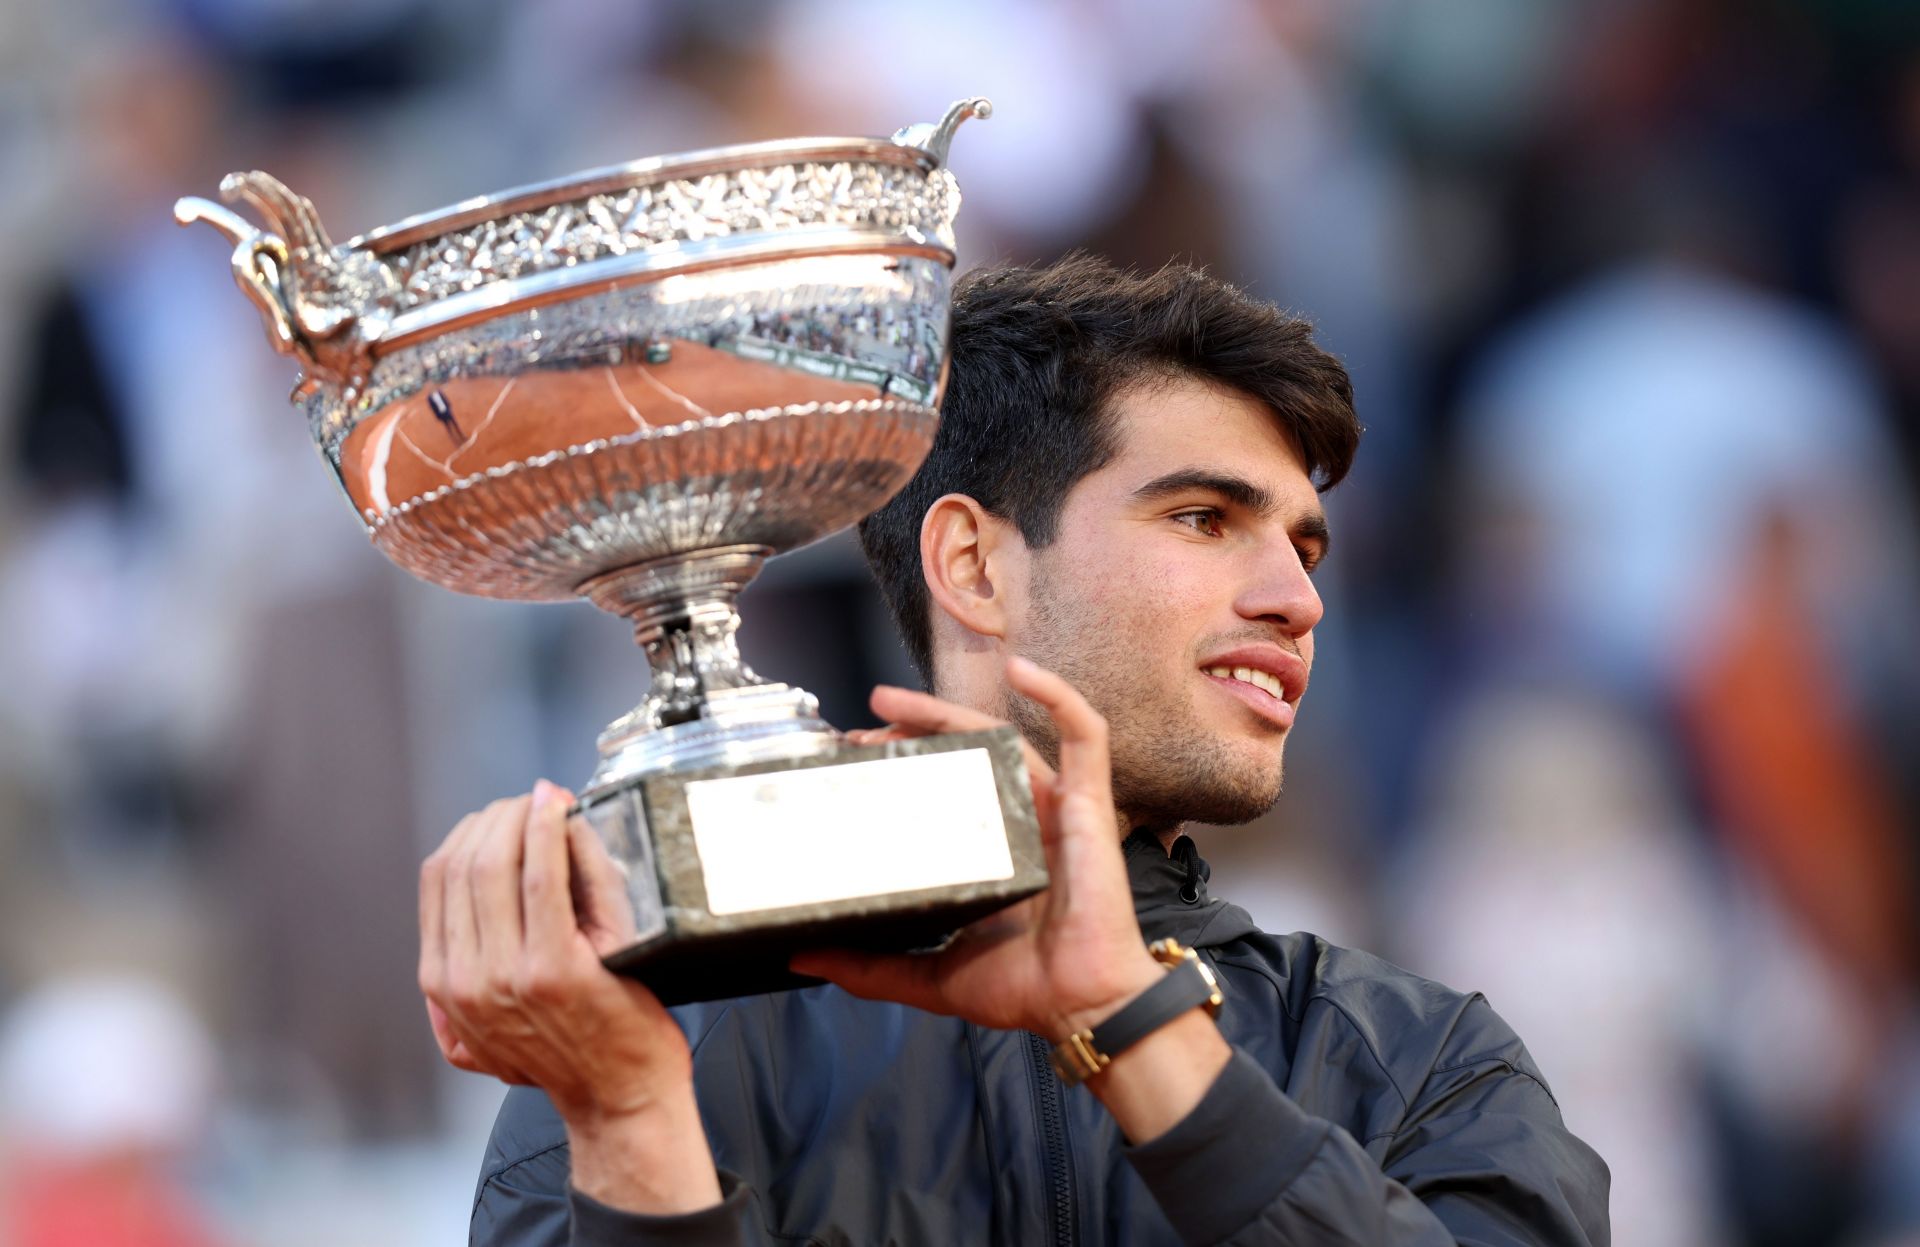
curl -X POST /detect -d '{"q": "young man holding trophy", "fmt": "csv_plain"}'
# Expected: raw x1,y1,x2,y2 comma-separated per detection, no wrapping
423,257,1610,1245
178,101,1607,1245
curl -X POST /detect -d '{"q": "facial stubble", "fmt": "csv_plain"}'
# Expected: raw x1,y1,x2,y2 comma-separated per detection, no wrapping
1007,567,1288,833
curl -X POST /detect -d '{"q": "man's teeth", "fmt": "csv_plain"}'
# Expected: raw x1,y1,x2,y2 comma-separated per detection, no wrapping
1205,665,1284,700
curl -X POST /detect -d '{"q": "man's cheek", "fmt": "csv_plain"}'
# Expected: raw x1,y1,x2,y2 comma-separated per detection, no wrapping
1124,586,1207,688
1131,562,1213,629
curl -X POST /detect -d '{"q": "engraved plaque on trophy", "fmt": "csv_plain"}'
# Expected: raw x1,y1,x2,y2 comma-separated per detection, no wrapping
177,99,1046,1004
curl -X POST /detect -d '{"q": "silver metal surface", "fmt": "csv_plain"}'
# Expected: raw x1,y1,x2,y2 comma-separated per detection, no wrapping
177,99,989,799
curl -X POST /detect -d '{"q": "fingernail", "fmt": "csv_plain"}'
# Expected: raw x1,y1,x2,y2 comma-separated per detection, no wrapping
1007,655,1036,676
532,779,565,811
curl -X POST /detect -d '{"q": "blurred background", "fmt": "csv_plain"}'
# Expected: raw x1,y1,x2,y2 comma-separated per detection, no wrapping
0,0,1916,1242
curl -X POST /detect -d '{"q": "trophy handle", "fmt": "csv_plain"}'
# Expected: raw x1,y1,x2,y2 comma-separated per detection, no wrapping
174,172,377,387
891,97,992,168
173,196,304,358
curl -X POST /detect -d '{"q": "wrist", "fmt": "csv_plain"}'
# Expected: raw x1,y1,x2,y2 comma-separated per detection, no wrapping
549,1045,697,1132
1086,1009,1231,1143
1048,939,1227,1091
559,1081,695,1141
1049,950,1165,1042
563,1085,722,1216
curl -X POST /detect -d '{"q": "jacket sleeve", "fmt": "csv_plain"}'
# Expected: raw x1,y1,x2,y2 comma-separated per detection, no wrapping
471,1141,756,1247
471,1084,759,1247
1122,1046,1611,1246
566,1175,752,1246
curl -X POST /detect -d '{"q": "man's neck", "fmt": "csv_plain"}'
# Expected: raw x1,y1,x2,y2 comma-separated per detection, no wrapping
1116,808,1185,858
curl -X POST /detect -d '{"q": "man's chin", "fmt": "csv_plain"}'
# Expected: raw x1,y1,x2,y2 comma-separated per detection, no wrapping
1171,781,1285,828
1114,744,1285,829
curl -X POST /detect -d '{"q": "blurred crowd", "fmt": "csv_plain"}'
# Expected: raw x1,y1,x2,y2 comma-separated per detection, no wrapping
0,0,1916,1243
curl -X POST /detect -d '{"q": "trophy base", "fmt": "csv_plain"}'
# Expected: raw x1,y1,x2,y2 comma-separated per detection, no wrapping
602,891,1029,1004
579,726,1046,1006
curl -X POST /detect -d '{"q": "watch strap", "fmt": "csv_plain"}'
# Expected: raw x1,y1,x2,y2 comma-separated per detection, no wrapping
1051,940,1224,1085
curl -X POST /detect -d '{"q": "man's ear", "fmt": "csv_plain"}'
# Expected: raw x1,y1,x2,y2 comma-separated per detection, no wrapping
920,492,1021,643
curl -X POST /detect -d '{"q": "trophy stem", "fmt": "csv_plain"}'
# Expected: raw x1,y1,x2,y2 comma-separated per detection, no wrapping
578,545,836,793
583,544,771,723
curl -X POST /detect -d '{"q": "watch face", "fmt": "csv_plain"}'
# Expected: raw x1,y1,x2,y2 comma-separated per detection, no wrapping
1197,960,1225,1014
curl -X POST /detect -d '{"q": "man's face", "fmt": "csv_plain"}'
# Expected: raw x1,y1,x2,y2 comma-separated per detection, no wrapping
1005,376,1329,830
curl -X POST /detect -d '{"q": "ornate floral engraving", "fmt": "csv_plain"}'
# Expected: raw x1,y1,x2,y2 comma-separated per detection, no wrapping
384,161,960,312
186,158,961,387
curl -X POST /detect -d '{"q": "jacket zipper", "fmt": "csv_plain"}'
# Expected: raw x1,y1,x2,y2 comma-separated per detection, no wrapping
1025,1031,1076,1246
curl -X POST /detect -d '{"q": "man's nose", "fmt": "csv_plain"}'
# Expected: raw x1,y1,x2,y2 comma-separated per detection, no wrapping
1234,546,1324,636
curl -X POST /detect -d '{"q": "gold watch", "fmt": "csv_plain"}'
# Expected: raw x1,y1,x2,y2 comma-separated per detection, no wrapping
1050,938,1225,1086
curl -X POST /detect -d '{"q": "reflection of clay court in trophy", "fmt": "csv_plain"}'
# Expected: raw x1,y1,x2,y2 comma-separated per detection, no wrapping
178,99,1045,1003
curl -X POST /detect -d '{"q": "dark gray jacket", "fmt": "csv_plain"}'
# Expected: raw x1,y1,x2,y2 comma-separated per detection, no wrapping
473,833,1611,1245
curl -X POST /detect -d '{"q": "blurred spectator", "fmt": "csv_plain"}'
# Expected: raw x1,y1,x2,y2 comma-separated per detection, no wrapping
1389,687,1730,1247
1447,243,1920,1244
0,973,228,1247
1454,259,1920,697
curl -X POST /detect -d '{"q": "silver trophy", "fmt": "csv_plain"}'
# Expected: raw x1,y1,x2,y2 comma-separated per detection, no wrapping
177,99,1044,1003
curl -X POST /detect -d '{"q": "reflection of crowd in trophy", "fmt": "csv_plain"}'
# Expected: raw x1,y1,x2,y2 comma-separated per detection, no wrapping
729,303,941,402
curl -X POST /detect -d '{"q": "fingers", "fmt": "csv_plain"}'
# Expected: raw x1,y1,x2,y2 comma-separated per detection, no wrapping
447,1044,486,1074
419,787,675,1100
418,819,463,1007
566,807,640,953
521,780,576,966
427,987,535,1085
467,795,530,958
868,685,1060,788
843,725,926,747
421,794,540,1089
442,1029,537,1087
869,685,1005,736
442,802,503,994
425,999,481,1071
1004,656,1110,825
420,808,489,1022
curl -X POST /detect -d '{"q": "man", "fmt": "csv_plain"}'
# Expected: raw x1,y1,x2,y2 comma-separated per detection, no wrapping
421,256,1612,1244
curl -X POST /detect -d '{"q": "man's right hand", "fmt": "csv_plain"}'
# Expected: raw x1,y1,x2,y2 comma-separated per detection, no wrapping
418,780,722,1214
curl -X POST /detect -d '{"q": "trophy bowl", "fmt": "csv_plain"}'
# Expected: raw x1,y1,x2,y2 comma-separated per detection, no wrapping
178,100,1046,1003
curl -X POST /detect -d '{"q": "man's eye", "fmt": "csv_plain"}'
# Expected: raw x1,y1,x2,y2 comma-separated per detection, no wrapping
1172,509,1224,537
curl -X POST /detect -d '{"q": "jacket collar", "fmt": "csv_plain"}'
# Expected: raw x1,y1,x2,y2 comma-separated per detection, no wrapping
1123,829,1259,949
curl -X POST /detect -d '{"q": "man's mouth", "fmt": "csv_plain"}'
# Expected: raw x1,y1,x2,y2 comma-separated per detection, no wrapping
1201,668,1295,729
1197,646,1307,730
1202,664,1285,700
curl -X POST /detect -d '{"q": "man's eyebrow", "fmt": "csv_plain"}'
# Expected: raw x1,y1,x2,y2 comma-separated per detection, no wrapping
1293,510,1332,555
1130,469,1277,516
1131,468,1332,553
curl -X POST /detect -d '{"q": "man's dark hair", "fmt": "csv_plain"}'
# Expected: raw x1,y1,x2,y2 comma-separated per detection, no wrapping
856,253,1361,686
